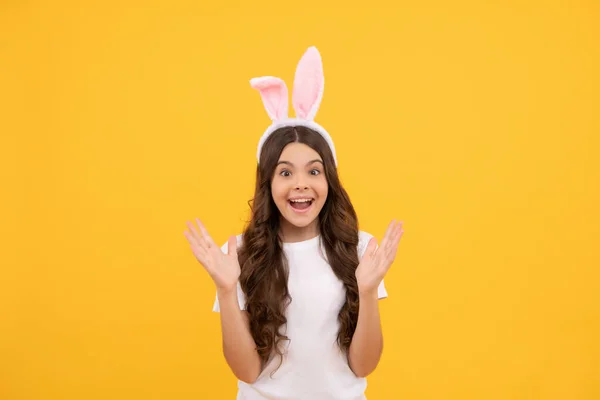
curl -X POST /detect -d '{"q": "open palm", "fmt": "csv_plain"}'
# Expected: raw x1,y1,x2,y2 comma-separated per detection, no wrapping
356,220,404,295
184,218,240,292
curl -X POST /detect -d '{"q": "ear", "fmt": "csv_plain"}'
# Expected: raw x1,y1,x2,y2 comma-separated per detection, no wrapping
250,76,289,121
292,46,324,120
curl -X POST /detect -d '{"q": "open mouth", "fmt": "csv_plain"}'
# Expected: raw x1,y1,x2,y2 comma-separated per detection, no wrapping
288,198,314,213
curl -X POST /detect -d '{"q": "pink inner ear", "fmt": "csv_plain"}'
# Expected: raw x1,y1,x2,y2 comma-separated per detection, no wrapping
250,77,288,121
292,47,324,120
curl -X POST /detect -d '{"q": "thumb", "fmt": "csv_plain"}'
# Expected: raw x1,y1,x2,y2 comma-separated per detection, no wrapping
227,235,238,260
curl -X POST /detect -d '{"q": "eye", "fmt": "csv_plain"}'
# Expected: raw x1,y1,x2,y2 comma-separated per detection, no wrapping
310,169,321,176
280,170,291,177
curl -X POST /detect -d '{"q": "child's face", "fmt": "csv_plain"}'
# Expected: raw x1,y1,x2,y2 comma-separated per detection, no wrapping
271,142,328,230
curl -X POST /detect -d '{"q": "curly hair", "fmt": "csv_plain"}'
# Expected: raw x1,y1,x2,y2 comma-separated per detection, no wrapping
237,125,361,371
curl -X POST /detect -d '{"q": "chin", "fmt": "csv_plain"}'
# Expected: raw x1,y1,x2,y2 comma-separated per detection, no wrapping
286,218,317,228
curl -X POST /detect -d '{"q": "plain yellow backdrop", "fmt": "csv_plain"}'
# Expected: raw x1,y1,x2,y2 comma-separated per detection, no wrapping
1,1,599,399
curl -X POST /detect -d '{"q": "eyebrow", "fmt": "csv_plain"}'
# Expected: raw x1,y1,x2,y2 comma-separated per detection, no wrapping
276,159,324,167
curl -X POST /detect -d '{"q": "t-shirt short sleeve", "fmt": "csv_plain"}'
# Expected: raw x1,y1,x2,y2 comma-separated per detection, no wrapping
358,230,389,300
212,235,246,312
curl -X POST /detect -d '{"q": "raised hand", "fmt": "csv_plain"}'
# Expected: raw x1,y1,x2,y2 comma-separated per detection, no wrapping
355,220,404,296
184,218,240,293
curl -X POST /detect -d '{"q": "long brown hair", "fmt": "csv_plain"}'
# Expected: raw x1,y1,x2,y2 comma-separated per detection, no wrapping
237,125,361,369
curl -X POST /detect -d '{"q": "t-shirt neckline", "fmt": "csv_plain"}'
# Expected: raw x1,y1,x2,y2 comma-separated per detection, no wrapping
282,234,321,250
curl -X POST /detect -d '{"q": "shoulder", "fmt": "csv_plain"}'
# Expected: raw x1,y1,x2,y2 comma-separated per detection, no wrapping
219,233,244,253
357,230,375,259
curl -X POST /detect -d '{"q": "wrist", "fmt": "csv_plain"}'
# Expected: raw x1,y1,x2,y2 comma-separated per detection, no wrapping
358,288,379,301
216,285,237,299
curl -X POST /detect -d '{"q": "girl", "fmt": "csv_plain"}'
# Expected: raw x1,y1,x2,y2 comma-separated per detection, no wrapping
184,47,404,400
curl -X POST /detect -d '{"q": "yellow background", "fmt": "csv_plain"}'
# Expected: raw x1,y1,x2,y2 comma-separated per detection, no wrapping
1,1,599,399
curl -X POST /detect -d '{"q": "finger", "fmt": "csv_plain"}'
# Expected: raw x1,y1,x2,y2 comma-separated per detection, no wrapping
195,218,216,249
363,237,378,260
392,221,404,244
184,230,207,259
186,220,205,247
389,220,404,248
383,225,404,266
190,244,211,271
380,219,397,252
384,237,401,264
183,230,199,247
385,224,402,252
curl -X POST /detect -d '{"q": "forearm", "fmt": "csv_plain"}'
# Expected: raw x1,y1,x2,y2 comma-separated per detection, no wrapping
348,291,383,377
218,288,262,383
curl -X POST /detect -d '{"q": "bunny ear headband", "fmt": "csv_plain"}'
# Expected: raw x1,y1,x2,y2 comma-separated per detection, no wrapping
251,46,338,166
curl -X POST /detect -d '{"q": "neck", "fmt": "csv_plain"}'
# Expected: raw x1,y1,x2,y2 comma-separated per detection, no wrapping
279,217,320,243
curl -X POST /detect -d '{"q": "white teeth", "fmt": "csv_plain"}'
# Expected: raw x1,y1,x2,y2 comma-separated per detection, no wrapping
290,199,312,203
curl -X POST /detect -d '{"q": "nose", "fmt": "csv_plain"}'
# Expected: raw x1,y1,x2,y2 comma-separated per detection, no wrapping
294,176,308,190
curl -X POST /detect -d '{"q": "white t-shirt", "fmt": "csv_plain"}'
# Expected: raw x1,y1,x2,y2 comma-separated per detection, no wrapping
212,231,388,400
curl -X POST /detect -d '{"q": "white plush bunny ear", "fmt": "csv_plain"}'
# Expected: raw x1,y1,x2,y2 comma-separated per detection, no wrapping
292,46,324,120
250,76,289,121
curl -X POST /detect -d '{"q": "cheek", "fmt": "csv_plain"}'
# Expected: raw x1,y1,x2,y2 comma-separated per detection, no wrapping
317,180,329,200
270,180,287,202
